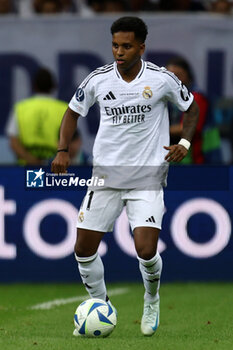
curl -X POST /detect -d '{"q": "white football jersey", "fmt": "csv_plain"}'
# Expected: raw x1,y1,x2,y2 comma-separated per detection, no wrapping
69,60,193,188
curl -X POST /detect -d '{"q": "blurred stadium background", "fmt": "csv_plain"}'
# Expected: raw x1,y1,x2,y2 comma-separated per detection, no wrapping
0,0,232,286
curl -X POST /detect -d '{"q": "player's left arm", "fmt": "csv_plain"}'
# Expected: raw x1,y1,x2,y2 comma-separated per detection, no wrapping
164,100,199,162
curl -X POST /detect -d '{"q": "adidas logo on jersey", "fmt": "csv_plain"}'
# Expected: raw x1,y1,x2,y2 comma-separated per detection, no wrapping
103,91,116,100
146,216,156,223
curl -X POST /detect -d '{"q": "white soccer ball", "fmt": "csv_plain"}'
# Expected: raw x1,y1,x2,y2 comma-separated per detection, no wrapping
74,298,117,337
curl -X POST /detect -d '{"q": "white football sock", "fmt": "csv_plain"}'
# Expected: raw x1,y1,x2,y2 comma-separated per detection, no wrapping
138,252,162,303
75,252,106,301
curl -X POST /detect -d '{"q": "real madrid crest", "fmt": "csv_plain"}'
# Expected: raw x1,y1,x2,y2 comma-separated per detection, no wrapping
142,86,153,99
78,211,84,223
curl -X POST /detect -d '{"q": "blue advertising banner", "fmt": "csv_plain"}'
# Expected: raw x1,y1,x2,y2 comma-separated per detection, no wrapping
0,166,232,282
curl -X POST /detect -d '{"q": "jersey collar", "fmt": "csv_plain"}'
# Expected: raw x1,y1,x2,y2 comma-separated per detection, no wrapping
114,59,145,82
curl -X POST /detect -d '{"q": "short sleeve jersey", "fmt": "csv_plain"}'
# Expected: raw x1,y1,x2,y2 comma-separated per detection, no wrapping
69,60,193,167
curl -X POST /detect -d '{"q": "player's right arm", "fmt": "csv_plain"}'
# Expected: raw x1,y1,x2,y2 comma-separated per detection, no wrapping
51,107,80,174
52,69,96,173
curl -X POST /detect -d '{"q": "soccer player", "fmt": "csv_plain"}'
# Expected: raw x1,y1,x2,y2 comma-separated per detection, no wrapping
51,17,199,336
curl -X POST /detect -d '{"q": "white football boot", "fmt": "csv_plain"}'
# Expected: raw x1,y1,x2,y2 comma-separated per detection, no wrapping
73,328,81,337
106,298,117,318
141,298,160,336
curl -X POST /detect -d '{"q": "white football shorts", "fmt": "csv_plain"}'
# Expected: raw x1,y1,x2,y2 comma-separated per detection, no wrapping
77,188,164,232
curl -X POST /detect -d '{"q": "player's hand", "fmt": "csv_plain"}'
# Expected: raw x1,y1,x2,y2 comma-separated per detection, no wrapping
164,144,188,163
51,152,70,174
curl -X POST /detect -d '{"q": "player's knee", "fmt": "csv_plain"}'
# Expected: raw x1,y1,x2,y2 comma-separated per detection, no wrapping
74,242,86,257
136,246,157,260
74,241,98,258
74,245,89,258
74,230,89,257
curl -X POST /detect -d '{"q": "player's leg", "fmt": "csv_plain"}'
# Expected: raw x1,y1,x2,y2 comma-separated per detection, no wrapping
134,226,162,302
125,189,164,336
74,189,123,301
134,226,161,301
73,228,109,337
134,227,162,336
75,228,106,300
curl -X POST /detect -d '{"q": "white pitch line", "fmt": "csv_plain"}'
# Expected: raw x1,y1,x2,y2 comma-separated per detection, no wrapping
29,287,129,310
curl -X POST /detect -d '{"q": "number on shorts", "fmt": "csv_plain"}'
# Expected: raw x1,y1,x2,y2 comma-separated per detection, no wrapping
86,191,94,210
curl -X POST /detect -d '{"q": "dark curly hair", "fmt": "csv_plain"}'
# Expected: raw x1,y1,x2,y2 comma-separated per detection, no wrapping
111,17,148,43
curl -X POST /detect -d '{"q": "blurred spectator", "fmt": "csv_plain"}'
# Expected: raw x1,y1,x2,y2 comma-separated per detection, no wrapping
166,56,209,164
139,0,159,11
210,0,232,14
103,0,128,12
60,0,77,12
87,0,128,12
87,0,103,12
213,98,233,163
33,0,62,14
126,0,159,11
6,68,67,165
75,0,94,16
69,130,91,165
158,0,206,11
19,0,78,16
18,0,232,15
0,0,15,14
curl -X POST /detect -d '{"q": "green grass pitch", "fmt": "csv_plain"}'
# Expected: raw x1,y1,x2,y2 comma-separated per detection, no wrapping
0,282,232,350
